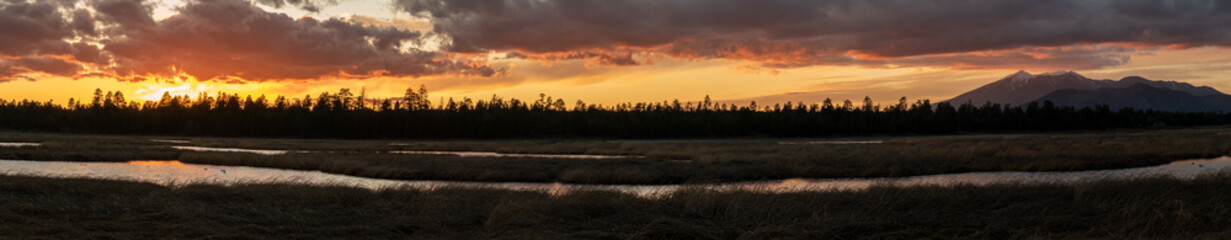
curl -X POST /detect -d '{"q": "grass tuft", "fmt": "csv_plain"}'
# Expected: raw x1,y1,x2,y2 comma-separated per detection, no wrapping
5,172,1231,238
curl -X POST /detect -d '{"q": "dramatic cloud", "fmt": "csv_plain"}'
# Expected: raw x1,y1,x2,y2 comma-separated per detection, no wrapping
0,0,81,56
1,0,498,83
398,0,1231,69
98,0,498,82
504,51,641,66
344,15,432,32
0,0,100,81
4,0,1227,84
886,45,1137,70
0,55,93,82
93,0,155,29
253,0,339,13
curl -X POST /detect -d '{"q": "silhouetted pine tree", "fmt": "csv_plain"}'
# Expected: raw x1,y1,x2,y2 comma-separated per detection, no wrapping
0,87,1228,138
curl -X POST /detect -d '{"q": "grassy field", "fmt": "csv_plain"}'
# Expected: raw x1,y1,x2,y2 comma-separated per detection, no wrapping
2,172,1231,239
1,127,1229,184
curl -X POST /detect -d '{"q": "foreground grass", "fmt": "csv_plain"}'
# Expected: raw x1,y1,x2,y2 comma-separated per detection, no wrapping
3,173,1231,239
1,127,1230,184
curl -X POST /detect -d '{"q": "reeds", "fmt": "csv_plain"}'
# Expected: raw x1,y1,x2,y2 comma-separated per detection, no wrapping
3,172,1231,238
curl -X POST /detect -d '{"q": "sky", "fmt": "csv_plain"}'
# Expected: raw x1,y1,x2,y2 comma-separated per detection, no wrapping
2,0,1230,105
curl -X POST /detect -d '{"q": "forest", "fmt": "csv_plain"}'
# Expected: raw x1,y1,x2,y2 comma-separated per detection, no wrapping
1,86,1229,138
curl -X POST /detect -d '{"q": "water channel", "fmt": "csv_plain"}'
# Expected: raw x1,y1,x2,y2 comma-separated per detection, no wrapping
1,156,1227,198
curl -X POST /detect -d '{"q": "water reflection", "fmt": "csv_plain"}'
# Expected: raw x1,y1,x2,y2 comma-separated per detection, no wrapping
778,140,883,145
170,145,637,158
172,146,289,155
127,160,187,165
391,150,641,159
0,156,1228,198
150,139,192,144
0,142,41,147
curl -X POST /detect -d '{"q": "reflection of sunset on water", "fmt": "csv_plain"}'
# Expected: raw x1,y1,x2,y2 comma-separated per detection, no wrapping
124,160,228,184
127,160,186,165
0,142,42,147
0,156,1228,198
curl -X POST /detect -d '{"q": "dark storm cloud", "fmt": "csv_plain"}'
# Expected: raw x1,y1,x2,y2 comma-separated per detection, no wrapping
92,0,155,29
100,0,498,81
70,9,97,36
0,0,102,81
397,0,1231,68
0,0,81,56
0,0,499,82
503,51,640,66
254,0,338,13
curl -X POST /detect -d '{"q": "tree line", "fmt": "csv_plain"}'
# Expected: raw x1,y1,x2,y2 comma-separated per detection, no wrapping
1,86,1228,138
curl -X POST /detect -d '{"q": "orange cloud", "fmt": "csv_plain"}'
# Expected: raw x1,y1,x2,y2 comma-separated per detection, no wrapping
1,0,500,84
98,0,500,82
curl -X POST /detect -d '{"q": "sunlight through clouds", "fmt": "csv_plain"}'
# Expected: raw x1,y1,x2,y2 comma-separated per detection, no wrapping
134,82,215,101
1,0,1230,105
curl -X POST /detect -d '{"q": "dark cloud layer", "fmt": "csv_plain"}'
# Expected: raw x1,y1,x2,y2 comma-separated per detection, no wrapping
93,0,155,29
1,0,497,83
0,1,78,56
4,0,1228,83
100,0,497,81
254,0,338,13
398,0,1231,69
0,0,100,81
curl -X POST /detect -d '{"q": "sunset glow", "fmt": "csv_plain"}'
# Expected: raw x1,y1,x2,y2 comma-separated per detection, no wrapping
127,160,186,166
2,0,1229,105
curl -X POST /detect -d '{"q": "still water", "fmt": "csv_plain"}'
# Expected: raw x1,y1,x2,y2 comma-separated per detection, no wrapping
150,139,192,144
778,140,884,144
2,156,1228,197
390,150,641,159
170,145,639,159
171,146,293,155
0,142,41,147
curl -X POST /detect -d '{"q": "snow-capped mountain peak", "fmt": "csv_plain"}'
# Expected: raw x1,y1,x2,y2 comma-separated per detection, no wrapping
1004,70,1034,83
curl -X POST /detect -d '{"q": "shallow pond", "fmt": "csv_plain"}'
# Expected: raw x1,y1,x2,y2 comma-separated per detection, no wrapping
172,146,291,155
1,156,1228,197
778,140,883,145
390,150,641,159
171,145,638,159
0,142,42,147
151,139,192,144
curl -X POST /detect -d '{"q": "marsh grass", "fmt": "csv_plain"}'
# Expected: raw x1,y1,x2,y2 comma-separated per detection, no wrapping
1,128,1229,184
3,172,1231,238
0,134,181,162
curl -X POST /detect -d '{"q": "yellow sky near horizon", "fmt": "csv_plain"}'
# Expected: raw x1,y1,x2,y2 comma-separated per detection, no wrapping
3,1,1231,106
4,46,1229,106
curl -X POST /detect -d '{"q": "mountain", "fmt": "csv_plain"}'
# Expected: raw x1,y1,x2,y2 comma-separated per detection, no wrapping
945,70,1230,112
1035,84,1228,112
946,70,1115,106
1199,94,1231,110
1115,76,1225,97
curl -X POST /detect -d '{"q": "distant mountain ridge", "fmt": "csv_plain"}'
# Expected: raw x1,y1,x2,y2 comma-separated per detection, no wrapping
945,70,1230,112
1038,84,1229,112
